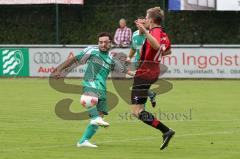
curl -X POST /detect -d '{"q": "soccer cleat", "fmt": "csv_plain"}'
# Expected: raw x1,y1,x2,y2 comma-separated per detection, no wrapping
90,117,110,127
77,140,98,148
149,92,156,108
160,129,175,150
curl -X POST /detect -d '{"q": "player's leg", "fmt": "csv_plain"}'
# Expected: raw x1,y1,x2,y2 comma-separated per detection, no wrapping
78,113,107,148
77,92,99,147
81,88,109,127
131,84,169,133
77,91,108,148
77,123,99,148
89,89,109,127
148,90,156,107
90,98,109,127
131,78,175,150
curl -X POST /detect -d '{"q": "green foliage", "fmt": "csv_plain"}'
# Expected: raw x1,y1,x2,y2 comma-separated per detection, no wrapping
0,1,239,44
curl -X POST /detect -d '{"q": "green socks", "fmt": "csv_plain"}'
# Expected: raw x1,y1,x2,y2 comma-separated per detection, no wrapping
79,106,100,144
79,123,99,144
87,106,99,118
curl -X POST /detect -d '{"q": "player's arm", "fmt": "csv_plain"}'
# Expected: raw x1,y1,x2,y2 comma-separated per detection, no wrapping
56,56,77,73
53,56,78,79
129,48,136,59
144,31,160,50
54,48,91,78
112,57,135,76
127,47,136,62
162,49,172,56
135,21,160,50
57,48,89,72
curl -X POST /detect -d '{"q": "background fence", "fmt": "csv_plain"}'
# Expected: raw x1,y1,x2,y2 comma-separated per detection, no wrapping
1,45,240,78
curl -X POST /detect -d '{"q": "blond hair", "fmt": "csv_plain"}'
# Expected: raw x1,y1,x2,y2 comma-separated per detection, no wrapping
147,7,164,25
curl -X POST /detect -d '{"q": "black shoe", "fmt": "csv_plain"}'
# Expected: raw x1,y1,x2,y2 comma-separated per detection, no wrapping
149,92,156,108
160,129,175,150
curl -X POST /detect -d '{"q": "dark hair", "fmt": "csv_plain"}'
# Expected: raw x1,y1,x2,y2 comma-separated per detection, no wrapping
97,32,113,41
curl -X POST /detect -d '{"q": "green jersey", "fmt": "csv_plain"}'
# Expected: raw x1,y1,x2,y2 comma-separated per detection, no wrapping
131,30,146,64
76,47,126,92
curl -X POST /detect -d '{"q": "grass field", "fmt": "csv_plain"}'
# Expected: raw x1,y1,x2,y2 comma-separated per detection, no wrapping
0,79,240,159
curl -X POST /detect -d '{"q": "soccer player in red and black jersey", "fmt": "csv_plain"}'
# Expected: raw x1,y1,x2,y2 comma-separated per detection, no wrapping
131,7,175,150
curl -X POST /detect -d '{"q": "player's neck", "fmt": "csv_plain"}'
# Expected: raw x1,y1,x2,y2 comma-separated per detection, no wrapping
150,24,161,29
139,30,144,35
100,51,109,54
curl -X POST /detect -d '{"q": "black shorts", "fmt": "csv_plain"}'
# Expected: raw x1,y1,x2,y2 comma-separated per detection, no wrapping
131,76,157,105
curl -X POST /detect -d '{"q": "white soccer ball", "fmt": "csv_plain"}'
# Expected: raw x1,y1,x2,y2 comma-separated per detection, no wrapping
80,95,98,108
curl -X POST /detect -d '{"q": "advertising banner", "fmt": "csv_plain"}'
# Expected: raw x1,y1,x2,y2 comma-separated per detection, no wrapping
0,0,84,5
169,0,240,11
0,48,29,77
161,48,240,78
28,47,240,78
217,0,240,11
29,48,83,77
28,48,128,78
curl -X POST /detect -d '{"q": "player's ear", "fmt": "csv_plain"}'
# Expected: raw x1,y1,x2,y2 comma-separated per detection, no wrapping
151,17,155,23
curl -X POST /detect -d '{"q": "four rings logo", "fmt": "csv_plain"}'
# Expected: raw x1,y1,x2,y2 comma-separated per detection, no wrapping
34,52,61,64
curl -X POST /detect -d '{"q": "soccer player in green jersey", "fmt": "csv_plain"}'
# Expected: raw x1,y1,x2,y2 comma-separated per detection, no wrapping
127,17,157,107
54,32,133,148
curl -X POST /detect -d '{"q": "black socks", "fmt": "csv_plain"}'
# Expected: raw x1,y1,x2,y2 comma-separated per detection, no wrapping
139,110,169,133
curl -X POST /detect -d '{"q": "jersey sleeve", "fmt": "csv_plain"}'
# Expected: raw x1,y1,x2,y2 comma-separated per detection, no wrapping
75,47,93,64
151,29,161,44
160,32,171,51
151,28,171,51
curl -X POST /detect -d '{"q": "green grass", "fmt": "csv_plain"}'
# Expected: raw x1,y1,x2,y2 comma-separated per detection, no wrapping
0,79,240,159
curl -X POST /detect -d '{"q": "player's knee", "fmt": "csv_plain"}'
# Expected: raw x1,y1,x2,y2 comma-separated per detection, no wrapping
98,111,105,117
131,111,139,118
131,106,144,118
80,94,98,109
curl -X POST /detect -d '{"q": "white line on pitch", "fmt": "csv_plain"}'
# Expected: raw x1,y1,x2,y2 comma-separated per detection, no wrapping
2,130,239,152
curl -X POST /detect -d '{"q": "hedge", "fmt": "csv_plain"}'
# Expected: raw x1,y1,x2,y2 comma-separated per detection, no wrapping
0,0,239,44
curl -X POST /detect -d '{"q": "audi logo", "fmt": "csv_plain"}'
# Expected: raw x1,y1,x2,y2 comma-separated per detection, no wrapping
33,52,62,64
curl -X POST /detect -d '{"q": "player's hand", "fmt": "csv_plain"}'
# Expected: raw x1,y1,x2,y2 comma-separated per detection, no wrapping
126,69,136,76
162,48,172,56
135,20,147,34
52,69,62,80
126,56,131,63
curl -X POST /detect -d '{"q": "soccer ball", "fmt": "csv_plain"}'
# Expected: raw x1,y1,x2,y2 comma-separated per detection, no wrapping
80,94,98,108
